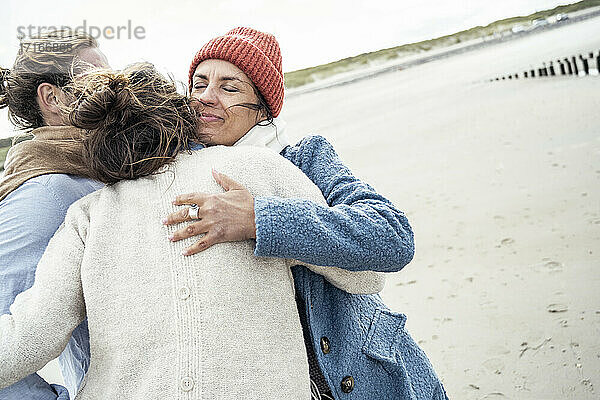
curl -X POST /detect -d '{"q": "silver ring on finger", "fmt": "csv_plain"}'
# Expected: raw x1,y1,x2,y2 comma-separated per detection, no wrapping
188,204,199,219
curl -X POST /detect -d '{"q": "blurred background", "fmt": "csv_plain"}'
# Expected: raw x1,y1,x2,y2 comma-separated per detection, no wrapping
2,1,599,399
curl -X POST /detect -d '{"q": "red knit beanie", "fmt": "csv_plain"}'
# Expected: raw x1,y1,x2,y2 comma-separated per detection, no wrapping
188,27,284,118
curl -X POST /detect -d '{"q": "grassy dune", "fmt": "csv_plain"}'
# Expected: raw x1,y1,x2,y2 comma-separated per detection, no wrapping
1,137,12,171
0,136,33,172
0,146,9,170
283,0,600,88
1,0,599,171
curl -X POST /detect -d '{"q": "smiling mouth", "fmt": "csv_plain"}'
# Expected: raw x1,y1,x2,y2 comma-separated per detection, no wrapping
199,113,223,123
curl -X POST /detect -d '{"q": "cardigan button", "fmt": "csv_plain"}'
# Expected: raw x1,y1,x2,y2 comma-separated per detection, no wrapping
320,336,330,354
178,286,191,300
341,376,354,393
180,377,194,391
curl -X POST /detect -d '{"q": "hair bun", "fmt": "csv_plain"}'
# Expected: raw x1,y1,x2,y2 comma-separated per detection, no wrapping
105,74,133,125
62,63,198,184
67,71,133,130
108,75,129,91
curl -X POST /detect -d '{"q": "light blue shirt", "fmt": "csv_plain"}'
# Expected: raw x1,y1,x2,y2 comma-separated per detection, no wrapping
0,174,102,400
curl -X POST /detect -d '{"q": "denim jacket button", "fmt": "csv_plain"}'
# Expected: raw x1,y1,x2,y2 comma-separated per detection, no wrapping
320,336,330,354
341,376,354,393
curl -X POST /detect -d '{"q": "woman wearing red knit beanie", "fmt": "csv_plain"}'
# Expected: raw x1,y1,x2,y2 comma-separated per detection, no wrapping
166,27,447,400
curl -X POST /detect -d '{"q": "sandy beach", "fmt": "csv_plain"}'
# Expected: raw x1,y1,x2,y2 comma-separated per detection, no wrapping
281,14,600,400
35,14,600,400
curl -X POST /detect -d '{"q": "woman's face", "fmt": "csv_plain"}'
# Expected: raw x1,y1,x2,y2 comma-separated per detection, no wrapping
190,59,265,146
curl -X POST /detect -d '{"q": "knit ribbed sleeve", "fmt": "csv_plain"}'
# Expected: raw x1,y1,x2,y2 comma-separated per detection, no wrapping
0,203,88,388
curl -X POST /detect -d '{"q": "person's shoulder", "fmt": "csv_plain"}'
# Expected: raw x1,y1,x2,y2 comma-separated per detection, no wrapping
289,134,333,151
26,174,102,211
0,176,75,241
2,175,64,209
1,174,102,219
176,145,282,169
210,145,285,164
35,174,102,197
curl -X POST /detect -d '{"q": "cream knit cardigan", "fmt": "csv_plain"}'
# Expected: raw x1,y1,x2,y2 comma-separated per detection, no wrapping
0,146,383,399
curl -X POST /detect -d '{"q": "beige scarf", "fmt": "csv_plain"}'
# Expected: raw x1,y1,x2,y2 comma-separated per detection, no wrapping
0,126,96,202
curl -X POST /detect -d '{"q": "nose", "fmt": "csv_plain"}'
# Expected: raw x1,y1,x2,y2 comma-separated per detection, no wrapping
193,84,218,107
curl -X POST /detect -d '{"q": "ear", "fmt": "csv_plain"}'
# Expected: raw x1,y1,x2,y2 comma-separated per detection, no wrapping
36,83,63,125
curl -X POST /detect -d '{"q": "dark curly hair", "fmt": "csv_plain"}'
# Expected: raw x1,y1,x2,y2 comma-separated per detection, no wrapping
61,62,200,184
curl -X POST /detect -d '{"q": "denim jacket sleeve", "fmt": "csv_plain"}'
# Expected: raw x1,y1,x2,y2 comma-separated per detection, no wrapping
253,135,414,272
0,180,71,399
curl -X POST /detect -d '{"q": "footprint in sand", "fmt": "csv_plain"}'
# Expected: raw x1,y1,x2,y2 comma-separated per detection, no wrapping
534,260,563,273
547,303,568,313
489,345,511,355
396,280,417,286
544,261,562,272
483,358,505,374
559,319,568,327
480,392,507,398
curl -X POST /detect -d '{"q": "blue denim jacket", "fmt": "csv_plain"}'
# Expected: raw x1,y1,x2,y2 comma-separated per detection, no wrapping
264,136,447,399
0,136,446,399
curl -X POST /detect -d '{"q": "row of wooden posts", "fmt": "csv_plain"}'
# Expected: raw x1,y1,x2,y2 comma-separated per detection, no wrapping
490,50,600,81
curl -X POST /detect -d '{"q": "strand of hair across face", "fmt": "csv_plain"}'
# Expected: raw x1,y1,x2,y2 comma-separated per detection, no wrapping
310,378,335,400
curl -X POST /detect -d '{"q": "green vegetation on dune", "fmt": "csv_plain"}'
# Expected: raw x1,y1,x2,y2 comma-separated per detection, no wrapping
283,0,600,88
1,136,32,172
1,137,11,171
0,146,9,171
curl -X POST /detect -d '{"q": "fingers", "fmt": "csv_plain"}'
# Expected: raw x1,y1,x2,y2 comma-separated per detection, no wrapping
181,233,218,256
212,169,245,191
173,192,209,206
164,193,209,225
169,220,210,242
163,207,190,225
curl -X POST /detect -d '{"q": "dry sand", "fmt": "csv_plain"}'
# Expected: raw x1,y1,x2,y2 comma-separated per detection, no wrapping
38,15,599,400
281,14,599,400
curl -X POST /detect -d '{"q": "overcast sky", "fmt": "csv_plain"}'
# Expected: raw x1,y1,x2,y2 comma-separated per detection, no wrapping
1,0,573,137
